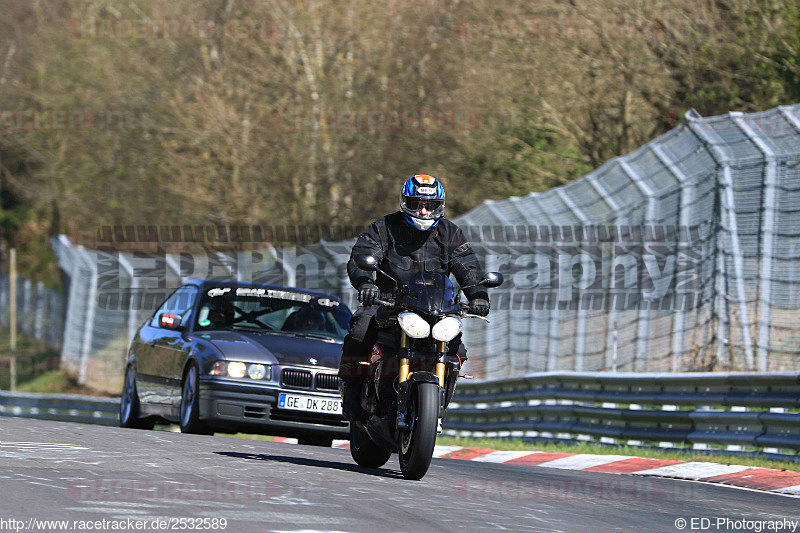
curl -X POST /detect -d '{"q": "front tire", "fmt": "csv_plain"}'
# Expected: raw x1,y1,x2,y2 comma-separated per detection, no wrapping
180,362,212,435
350,424,392,468
120,365,154,430
399,382,439,480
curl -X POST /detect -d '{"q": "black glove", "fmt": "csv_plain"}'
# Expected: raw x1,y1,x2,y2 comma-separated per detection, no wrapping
358,282,380,306
469,298,490,317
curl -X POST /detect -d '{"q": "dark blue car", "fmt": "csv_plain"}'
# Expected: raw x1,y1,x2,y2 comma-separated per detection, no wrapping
120,280,351,445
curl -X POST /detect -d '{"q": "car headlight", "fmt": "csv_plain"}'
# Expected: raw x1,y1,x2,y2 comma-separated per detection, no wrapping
432,316,462,341
227,362,247,378
210,361,271,380
247,363,267,380
397,312,430,339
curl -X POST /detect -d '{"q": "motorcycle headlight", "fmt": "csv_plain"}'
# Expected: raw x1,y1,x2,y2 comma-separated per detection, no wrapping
397,312,431,339
432,316,462,342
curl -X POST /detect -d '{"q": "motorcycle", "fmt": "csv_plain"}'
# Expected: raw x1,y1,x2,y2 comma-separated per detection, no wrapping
347,254,503,480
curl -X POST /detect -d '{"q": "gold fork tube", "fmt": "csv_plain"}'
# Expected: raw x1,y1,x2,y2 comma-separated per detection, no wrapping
435,362,445,387
435,340,447,386
399,331,410,383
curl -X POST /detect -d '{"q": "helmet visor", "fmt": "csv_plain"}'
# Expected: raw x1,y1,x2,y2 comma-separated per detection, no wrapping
403,197,444,216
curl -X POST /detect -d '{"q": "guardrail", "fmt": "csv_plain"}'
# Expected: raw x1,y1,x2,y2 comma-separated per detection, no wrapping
0,391,119,426
446,372,800,459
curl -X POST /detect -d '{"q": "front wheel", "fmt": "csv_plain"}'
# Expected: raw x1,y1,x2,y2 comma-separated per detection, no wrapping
350,424,392,468
180,362,212,435
399,382,439,480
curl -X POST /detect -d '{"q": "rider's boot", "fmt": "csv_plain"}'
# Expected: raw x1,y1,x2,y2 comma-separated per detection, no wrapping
339,377,364,422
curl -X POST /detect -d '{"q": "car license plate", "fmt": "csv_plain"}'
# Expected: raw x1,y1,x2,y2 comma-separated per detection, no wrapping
278,393,342,415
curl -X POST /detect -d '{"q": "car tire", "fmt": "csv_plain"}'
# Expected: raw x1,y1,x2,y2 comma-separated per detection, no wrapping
350,424,391,468
180,362,213,435
120,365,155,430
297,437,333,447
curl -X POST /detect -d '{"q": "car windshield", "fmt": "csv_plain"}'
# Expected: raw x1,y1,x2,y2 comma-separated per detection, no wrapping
195,286,350,341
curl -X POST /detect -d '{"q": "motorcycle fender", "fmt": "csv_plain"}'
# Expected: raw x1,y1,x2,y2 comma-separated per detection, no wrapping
406,371,439,385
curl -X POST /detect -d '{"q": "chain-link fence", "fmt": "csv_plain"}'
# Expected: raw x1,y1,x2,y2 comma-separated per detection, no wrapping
51,105,800,389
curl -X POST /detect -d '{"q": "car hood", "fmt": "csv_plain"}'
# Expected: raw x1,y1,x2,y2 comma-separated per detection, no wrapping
200,330,342,369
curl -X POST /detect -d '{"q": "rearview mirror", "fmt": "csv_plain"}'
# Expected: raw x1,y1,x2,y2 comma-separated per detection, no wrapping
483,272,504,288
354,254,379,272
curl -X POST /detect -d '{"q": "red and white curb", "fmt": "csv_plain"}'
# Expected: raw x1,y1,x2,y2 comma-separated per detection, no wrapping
272,437,800,496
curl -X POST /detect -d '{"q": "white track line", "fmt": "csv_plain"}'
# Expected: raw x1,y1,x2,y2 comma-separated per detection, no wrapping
471,450,542,463
631,462,755,479
534,454,631,470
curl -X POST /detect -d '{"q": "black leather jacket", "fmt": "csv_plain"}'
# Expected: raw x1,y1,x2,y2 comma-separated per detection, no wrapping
347,212,488,302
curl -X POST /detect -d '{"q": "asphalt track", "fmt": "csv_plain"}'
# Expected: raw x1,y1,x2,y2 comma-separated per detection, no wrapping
0,417,797,533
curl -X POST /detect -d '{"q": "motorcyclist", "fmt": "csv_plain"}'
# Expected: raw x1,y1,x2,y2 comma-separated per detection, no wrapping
338,174,490,421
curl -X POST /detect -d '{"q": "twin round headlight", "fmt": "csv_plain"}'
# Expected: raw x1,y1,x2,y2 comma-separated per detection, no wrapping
210,361,271,380
398,312,462,341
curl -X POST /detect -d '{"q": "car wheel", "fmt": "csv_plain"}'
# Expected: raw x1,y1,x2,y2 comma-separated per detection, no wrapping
120,365,155,430
180,362,213,435
297,437,333,447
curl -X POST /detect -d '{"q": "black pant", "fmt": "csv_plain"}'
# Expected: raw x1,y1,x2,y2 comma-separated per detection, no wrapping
338,307,466,380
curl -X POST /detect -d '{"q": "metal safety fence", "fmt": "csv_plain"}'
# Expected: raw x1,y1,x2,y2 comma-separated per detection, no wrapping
445,372,800,460
0,272,64,350
49,104,800,389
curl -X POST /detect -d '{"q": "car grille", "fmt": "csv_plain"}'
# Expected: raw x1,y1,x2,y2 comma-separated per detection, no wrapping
315,373,339,391
282,369,313,388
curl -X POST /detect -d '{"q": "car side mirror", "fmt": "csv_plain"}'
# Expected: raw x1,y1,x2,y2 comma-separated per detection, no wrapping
354,254,379,272
483,272,504,288
160,312,184,330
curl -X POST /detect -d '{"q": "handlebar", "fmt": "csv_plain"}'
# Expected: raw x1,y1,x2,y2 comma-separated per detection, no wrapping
361,296,490,322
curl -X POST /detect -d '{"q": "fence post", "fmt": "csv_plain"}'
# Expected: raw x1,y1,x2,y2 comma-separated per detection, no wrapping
34,281,44,341
650,145,696,371
687,117,755,370
77,248,98,385
117,254,139,356
620,160,658,371
556,188,592,372
9,249,16,391
586,174,624,372
732,113,779,372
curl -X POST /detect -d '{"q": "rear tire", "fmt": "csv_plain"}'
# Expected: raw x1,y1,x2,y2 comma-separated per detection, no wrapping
120,365,155,430
180,362,213,435
399,382,439,480
350,424,392,468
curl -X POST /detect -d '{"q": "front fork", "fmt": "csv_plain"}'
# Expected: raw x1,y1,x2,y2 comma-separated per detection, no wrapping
397,332,447,430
